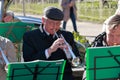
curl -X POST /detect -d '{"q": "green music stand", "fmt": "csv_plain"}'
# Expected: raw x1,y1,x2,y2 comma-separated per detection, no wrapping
7,59,66,80
86,46,120,80
0,22,34,43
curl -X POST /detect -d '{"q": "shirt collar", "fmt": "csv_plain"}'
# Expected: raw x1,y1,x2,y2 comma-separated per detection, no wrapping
39,25,56,38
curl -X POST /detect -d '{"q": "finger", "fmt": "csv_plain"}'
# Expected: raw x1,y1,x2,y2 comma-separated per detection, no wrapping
58,42,65,46
58,43,66,49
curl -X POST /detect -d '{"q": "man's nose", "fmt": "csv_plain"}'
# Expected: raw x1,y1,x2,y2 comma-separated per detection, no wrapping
51,23,58,28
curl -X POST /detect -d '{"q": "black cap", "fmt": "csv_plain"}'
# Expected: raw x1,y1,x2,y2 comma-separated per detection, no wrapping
44,7,64,21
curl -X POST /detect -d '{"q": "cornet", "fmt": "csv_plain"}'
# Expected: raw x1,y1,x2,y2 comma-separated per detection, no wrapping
54,31,81,67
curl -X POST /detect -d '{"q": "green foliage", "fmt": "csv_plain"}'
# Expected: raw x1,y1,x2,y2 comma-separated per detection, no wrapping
72,31,90,47
72,32,89,62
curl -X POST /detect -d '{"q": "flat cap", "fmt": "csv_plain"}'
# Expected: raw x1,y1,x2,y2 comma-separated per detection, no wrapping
44,7,64,21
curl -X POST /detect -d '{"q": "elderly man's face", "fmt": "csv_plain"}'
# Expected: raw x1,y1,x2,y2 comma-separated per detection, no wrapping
3,15,13,22
106,25,120,46
43,17,61,35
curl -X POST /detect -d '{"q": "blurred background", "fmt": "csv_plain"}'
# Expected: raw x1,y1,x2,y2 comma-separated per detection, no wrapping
9,0,118,23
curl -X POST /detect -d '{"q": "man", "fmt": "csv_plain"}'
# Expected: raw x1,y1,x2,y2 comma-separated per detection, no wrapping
60,0,78,32
23,6,80,80
0,36,17,80
93,14,120,47
2,11,14,22
82,14,120,80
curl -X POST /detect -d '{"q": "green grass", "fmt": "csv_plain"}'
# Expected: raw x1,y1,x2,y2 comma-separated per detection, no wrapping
9,3,60,15
77,1,117,23
9,1,117,23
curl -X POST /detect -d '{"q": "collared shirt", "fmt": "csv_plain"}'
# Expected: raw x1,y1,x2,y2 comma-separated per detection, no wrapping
39,25,71,59
39,26,55,59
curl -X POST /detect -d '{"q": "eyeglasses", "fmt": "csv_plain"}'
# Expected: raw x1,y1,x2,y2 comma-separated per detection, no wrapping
46,19,61,26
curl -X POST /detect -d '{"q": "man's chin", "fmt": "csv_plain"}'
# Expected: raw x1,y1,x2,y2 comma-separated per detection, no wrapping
50,32,55,35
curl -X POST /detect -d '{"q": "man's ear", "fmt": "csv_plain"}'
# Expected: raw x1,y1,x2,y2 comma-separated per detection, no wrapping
42,17,45,25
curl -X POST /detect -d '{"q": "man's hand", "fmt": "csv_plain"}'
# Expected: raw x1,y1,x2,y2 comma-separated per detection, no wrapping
48,38,68,55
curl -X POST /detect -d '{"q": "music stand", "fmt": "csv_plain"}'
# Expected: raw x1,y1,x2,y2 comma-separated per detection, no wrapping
86,46,120,80
0,22,34,43
7,59,66,80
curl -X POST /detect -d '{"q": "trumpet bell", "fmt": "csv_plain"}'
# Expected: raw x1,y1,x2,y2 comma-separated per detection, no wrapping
5,65,8,73
72,57,81,67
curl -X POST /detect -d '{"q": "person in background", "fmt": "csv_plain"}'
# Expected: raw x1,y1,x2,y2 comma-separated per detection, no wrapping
2,11,14,22
22,6,80,80
60,0,78,32
82,14,120,80
0,36,17,80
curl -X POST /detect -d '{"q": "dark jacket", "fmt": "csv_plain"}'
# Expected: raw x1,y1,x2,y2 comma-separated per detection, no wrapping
23,26,80,80
91,32,106,47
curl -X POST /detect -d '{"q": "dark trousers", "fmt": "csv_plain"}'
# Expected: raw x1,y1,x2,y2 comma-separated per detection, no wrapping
63,7,77,32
